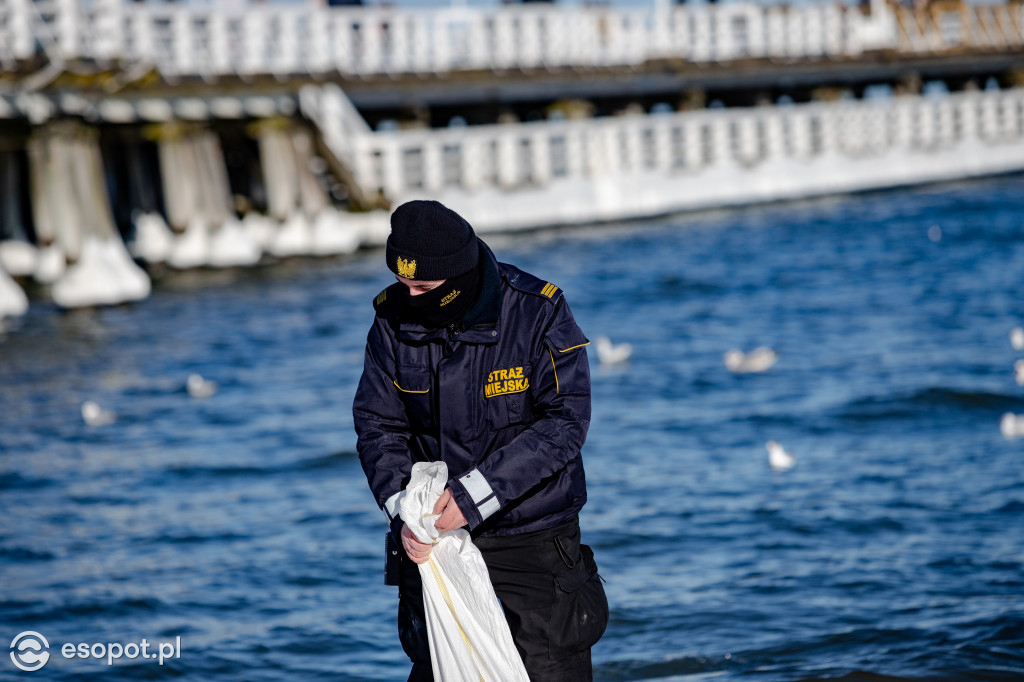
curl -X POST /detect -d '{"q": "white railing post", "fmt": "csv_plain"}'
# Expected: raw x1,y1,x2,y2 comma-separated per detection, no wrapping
683,119,703,168
276,10,299,77
360,11,383,75
491,13,514,70
460,135,483,191
1000,92,1019,138
691,9,712,62
746,5,766,58
936,98,955,146
332,13,353,75
55,0,80,60
565,127,585,179
431,13,451,73
979,92,999,141
531,131,551,184
8,0,35,60
789,111,812,158
716,7,735,62
422,138,444,192
518,10,541,69
171,9,194,78
496,134,518,188
379,137,404,198
652,122,673,172
764,112,785,159
710,117,730,166
765,7,785,58
91,0,124,64
464,14,489,71
891,99,914,151
307,7,331,75
242,11,268,76
386,15,410,74
958,93,978,143
735,115,760,164
209,12,233,77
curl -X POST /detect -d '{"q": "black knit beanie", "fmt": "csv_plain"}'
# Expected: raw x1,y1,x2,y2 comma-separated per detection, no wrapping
386,200,479,281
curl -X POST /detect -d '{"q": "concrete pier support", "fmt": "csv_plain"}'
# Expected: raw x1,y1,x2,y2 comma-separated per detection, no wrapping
25,123,151,308
154,124,261,269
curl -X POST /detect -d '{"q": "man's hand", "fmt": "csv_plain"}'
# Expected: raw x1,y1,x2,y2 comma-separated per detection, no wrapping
433,487,468,532
401,523,433,564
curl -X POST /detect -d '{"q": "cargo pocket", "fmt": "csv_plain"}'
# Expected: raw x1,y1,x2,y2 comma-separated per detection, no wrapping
549,539,609,659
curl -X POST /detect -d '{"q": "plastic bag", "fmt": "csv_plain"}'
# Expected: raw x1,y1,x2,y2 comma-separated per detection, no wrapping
399,461,530,682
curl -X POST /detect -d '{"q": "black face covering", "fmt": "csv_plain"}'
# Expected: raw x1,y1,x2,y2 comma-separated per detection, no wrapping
403,265,481,329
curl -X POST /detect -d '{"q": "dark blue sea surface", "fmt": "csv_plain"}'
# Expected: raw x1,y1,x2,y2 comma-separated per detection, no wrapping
2,176,1024,681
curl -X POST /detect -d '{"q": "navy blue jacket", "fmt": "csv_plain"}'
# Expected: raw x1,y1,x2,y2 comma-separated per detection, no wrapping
353,242,591,537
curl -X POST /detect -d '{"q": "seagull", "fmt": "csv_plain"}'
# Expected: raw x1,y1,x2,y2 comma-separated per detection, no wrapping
766,440,796,471
1012,327,1024,352
595,336,633,366
81,400,116,427
1015,360,1024,387
1000,413,1024,439
725,347,778,374
187,373,218,399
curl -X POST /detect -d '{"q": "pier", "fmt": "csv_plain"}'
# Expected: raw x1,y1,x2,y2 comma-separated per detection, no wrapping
1,0,1024,316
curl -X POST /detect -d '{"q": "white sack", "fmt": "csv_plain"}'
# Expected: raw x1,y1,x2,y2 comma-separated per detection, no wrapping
399,462,530,682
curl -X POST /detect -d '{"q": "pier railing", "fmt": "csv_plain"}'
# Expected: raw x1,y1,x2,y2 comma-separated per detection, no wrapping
4,0,1022,79
304,84,1024,209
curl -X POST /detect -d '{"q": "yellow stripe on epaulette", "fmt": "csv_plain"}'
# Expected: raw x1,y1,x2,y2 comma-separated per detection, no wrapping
541,283,558,298
374,290,387,306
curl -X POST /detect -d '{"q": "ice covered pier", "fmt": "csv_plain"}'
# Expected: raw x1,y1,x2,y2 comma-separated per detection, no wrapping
1,0,1024,317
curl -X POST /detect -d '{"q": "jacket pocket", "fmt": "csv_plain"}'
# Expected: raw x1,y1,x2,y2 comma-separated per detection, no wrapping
549,539,609,658
484,361,532,427
394,365,433,429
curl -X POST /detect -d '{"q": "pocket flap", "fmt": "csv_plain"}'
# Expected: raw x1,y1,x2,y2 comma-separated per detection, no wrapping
394,366,430,394
555,561,590,593
544,321,590,355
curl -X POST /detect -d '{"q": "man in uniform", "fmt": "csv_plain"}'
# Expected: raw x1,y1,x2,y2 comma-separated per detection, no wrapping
353,200,608,681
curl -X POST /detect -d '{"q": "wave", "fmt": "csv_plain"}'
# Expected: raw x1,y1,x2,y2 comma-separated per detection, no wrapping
161,450,358,481
0,471,55,491
833,387,1024,422
0,547,56,562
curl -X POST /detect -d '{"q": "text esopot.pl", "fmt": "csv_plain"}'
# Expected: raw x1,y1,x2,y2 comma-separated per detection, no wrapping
10,632,181,672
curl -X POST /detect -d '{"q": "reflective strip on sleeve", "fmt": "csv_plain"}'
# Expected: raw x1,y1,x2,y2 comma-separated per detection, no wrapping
478,496,501,521
384,489,404,520
459,468,494,504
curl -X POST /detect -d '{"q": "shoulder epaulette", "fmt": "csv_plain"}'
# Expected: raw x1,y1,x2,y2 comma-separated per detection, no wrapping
372,283,403,315
502,265,562,304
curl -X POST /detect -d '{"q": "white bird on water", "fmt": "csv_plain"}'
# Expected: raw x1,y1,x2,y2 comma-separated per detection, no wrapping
595,336,633,366
725,347,778,374
1000,413,1024,439
766,440,796,471
1011,327,1024,351
1014,360,1024,387
187,374,218,399
81,400,116,427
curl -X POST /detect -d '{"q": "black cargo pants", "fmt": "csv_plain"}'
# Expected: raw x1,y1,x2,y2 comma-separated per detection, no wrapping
397,517,608,682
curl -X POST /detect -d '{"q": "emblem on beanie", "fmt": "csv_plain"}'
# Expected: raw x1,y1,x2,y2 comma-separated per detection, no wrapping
396,257,417,279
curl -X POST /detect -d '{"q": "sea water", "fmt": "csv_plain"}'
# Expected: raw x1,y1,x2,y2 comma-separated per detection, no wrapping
2,176,1023,681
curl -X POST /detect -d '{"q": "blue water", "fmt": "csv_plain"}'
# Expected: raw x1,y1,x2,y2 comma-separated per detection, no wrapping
2,176,1024,681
